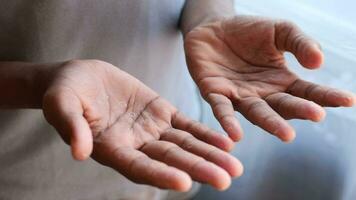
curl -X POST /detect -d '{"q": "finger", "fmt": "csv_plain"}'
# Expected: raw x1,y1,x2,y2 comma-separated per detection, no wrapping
206,93,243,141
101,146,192,191
234,97,295,142
141,141,231,191
287,79,356,107
265,92,326,122
275,20,323,69
43,88,93,161
172,111,234,152
160,128,243,178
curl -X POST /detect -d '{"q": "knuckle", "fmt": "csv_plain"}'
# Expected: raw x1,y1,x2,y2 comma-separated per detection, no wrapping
304,84,319,98
277,19,297,29
205,148,220,160
275,94,292,110
262,115,280,132
190,159,206,172
181,136,196,150
247,100,265,114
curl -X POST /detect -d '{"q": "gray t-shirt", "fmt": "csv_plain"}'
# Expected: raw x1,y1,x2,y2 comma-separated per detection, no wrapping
0,1,201,199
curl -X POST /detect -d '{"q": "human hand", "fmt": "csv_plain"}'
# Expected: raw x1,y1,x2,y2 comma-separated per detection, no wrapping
184,15,356,142
41,60,242,191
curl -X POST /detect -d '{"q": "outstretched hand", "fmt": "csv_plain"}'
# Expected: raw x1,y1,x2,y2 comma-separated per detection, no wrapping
185,15,355,142
42,60,242,191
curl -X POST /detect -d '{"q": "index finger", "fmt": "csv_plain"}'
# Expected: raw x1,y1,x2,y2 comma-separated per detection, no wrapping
287,79,356,107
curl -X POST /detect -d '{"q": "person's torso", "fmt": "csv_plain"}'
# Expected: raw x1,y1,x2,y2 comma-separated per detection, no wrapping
0,1,201,199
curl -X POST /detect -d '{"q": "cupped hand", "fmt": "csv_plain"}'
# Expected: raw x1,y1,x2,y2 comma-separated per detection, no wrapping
184,15,356,142
41,60,242,191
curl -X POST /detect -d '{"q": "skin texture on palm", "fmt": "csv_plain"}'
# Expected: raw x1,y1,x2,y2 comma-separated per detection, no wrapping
184,15,356,142
41,60,243,191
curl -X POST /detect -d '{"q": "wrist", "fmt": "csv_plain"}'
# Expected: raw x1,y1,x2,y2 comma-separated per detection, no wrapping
180,0,235,36
33,62,63,108
0,61,63,108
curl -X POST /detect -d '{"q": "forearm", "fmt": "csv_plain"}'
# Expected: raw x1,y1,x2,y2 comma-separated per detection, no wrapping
0,62,56,108
179,0,235,35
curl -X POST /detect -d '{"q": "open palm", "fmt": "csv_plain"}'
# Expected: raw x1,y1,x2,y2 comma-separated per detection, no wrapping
185,16,355,142
42,60,242,191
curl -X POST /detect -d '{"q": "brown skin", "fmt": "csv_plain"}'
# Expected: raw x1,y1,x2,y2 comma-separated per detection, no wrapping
184,15,356,142
1,15,354,192
41,60,242,191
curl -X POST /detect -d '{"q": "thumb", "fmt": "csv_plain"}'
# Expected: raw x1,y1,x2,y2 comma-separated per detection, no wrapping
43,88,93,161
275,20,324,69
